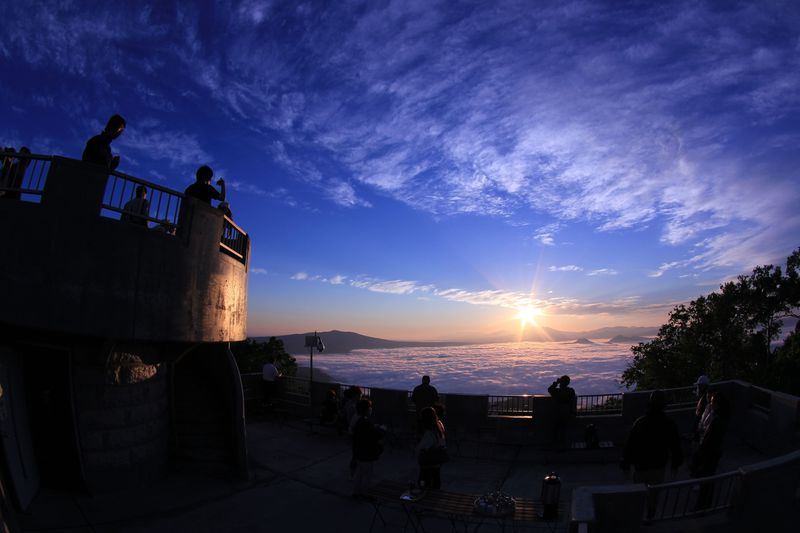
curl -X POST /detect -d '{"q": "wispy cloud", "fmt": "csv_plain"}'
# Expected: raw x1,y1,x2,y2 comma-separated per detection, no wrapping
293,270,670,318
588,269,618,276
118,121,213,172
549,265,583,272
649,260,690,278
250,267,268,275
533,223,560,246
350,278,434,296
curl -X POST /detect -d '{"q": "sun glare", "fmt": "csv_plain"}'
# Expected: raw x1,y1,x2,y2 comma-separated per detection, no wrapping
514,306,542,327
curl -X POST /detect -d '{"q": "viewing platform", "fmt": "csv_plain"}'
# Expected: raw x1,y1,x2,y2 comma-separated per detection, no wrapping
0,152,249,342
0,152,251,509
11,378,799,532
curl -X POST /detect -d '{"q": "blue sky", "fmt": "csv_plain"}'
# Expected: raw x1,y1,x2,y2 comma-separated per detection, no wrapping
3,1,799,341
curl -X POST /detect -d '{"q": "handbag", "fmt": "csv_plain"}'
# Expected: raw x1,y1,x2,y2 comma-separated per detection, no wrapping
418,445,449,466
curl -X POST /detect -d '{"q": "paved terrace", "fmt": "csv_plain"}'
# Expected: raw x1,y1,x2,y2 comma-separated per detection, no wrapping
16,410,779,533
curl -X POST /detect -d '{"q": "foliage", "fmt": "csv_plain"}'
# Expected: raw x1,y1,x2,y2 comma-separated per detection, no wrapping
230,337,297,376
621,247,800,395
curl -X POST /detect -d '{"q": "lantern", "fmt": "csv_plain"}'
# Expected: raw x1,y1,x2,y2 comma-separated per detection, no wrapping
540,471,561,520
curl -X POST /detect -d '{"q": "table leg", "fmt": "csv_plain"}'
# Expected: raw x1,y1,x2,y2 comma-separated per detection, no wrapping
369,500,387,532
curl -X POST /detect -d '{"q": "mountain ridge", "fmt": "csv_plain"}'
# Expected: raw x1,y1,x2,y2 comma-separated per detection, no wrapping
254,326,658,355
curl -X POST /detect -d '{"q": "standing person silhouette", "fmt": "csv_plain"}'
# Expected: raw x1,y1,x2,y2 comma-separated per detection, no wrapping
82,114,126,170
548,375,576,450
411,375,439,414
620,390,683,485
415,406,446,489
184,165,225,205
351,399,384,499
261,357,281,408
692,375,710,439
691,392,730,510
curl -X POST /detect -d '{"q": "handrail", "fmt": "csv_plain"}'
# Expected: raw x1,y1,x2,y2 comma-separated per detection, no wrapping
576,393,623,415
339,382,372,399
487,394,534,417
220,215,248,263
102,171,184,230
645,470,741,521
748,385,772,413
0,151,52,201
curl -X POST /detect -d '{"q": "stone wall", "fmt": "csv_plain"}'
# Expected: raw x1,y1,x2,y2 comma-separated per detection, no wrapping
73,350,169,492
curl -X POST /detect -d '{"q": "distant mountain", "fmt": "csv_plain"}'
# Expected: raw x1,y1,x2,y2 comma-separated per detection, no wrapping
497,325,657,343
253,326,660,354
607,335,651,344
255,330,468,355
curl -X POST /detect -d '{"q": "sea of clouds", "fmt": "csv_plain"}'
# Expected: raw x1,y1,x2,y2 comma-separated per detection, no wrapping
294,341,635,396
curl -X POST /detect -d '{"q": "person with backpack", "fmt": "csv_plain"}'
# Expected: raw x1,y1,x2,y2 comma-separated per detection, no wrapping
415,406,447,489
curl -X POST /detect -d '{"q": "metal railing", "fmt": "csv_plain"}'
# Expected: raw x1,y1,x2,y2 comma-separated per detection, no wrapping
280,376,312,407
645,470,740,521
220,215,248,263
0,151,51,201
576,393,623,415
663,386,697,410
405,391,449,412
487,395,534,417
102,170,183,231
339,383,372,399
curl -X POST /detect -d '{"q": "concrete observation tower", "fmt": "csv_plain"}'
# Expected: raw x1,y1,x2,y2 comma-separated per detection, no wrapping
0,154,250,509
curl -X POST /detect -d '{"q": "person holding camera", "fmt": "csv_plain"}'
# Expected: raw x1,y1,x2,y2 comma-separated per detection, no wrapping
82,114,126,171
184,165,226,205
548,375,577,450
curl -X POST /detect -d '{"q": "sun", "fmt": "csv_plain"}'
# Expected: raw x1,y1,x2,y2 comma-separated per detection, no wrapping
514,306,542,327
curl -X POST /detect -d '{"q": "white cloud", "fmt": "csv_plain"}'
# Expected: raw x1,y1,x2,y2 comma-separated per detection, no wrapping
588,269,618,276
548,265,583,272
533,223,560,246
350,279,433,295
648,261,686,278
250,267,268,275
330,275,347,285
291,272,309,280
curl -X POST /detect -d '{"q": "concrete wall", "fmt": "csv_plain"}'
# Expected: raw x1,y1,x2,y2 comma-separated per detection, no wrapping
0,157,248,342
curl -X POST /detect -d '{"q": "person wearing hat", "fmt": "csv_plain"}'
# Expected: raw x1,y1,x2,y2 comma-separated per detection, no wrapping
693,375,710,440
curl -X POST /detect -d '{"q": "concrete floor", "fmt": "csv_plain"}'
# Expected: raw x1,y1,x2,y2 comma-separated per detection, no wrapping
16,414,771,532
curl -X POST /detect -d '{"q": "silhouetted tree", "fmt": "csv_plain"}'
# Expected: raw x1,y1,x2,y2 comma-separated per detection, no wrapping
622,247,800,394
230,337,297,375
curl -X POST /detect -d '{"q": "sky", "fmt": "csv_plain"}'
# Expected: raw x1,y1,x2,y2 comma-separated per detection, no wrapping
2,0,799,341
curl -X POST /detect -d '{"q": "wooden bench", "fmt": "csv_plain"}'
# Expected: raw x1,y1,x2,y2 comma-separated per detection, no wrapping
366,479,543,532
